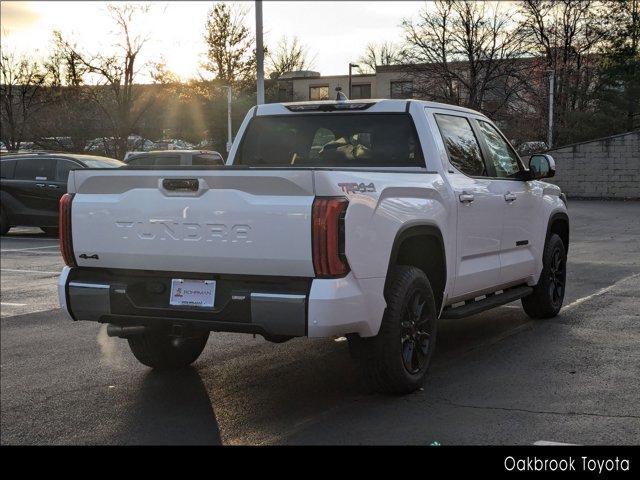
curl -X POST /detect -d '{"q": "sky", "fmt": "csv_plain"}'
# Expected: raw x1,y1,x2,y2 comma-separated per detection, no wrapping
0,1,427,81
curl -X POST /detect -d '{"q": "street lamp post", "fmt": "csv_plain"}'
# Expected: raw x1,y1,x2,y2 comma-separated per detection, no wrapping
348,63,359,99
221,86,232,153
547,69,555,150
255,0,265,105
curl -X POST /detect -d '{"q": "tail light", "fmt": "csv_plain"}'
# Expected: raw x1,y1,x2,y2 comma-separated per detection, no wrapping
312,197,350,277
59,193,76,267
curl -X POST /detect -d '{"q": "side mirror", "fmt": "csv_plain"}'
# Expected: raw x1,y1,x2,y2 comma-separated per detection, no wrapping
528,154,556,179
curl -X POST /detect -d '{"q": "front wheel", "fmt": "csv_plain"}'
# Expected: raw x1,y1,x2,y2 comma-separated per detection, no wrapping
349,266,438,394
127,330,209,369
522,233,567,319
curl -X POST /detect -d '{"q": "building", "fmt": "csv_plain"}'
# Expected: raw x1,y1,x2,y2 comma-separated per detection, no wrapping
276,66,415,102
275,61,560,145
274,61,553,148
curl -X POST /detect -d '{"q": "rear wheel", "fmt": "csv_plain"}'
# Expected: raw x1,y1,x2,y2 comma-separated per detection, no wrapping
127,330,209,369
349,266,438,394
522,233,567,319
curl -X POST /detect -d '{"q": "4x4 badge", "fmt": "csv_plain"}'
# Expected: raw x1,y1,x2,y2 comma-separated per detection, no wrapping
338,182,376,194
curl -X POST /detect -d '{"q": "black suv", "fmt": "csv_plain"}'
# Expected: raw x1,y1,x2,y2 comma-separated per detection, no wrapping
0,153,124,235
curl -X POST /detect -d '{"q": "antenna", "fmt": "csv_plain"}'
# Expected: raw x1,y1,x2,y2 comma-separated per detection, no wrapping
335,86,348,101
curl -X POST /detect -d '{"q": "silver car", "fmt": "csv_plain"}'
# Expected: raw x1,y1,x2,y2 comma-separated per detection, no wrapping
123,150,224,167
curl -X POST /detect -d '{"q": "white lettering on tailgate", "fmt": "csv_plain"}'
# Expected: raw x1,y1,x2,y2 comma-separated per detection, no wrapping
115,220,252,243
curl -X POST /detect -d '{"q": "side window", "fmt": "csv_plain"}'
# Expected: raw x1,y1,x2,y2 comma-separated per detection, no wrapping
56,160,80,182
1,160,17,179
477,121,522,178
434,114,486,177
14,158,55,180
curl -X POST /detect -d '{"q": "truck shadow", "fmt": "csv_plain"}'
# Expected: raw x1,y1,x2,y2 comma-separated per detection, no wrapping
201,306,531,444
114,367,221,445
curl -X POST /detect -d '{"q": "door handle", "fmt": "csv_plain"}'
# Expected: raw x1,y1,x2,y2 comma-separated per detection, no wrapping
504,192,517,202
459,192,475,204
47,184,60,189
35,183,46,188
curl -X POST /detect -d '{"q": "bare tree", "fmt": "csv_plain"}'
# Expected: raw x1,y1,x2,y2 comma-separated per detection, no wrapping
202,3,255,88
401,0,531,114
46,31,88,88
32,30,98,152
358,42,401,73
56,4,156,158
266,36,315,79
0,52,49,151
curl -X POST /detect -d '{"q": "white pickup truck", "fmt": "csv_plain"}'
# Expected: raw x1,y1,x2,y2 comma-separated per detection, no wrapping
58,99,569,393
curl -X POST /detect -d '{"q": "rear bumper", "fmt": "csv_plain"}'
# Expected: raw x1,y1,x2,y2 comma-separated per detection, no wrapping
58,267,386,338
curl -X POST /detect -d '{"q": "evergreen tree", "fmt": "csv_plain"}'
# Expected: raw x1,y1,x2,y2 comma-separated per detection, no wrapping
202,3,255,89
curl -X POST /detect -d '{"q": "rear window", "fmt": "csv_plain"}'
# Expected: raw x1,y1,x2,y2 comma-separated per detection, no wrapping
154,156,181,167
81,158,123,168
236,114,425,168
127,155,180,167
193,153,223,166
127,156,154,167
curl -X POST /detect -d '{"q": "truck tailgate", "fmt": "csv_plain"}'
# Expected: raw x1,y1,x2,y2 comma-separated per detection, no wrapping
69,169,315,277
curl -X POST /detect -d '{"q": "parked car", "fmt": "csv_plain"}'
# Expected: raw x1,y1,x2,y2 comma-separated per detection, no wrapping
123,150,224,167
0,153,124,235
58,99,568,393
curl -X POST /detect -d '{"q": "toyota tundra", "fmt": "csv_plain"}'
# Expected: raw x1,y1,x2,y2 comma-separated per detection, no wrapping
58,99,569,393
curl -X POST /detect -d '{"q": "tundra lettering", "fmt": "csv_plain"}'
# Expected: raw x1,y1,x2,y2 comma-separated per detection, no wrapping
115,220,252,243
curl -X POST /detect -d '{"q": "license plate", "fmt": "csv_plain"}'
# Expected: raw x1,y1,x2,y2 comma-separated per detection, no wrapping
170,279,216,308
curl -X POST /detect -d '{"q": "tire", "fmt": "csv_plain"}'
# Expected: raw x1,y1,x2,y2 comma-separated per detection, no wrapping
349,266,438,394
41,227,59,237
127,330,209,369
522,233,567,319
0,208,9,235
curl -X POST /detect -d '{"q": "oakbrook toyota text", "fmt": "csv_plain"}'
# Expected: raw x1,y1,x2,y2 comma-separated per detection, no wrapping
504,456,631,473
58,99,569,393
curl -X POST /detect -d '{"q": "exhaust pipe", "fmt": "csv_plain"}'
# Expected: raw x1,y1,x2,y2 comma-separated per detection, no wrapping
107,324,148,338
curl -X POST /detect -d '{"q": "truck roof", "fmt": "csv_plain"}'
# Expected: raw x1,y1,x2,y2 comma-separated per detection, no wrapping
256,99,484,117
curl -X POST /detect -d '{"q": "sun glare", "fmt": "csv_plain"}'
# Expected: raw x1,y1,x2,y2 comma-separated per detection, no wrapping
1,1,430,80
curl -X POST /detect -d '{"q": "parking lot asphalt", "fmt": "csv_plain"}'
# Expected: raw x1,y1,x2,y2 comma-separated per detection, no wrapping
1,200,638,445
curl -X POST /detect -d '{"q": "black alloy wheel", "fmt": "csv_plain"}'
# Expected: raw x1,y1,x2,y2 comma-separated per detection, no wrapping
400,289,435,375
